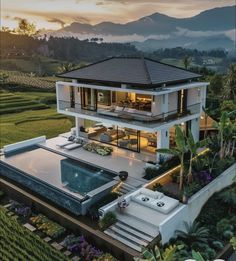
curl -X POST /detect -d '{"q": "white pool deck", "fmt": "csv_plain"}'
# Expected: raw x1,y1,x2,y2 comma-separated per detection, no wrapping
38,135,156,186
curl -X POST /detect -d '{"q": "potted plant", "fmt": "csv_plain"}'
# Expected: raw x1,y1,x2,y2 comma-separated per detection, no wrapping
119,171,128,181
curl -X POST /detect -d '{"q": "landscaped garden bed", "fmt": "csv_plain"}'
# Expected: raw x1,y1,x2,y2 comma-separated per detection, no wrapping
135,182,236,261
150,111,235,203
0,191,118,261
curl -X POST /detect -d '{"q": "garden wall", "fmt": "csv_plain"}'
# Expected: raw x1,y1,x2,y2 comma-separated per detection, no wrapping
0,178,139,261
159,163,236,244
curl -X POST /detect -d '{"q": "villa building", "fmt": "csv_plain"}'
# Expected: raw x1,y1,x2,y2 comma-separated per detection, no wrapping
56,57,208,160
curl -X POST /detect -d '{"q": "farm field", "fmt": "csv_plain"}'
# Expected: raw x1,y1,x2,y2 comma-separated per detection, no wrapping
0,207,70,261
0,70,59,89
0,91,74,148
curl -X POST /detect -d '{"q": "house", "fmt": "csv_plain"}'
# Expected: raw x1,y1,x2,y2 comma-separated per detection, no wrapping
56,57,208,161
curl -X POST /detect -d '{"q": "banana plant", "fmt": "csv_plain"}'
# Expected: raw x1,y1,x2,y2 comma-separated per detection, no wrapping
157,125,188,191
191,250,205,261
186,130,209,183
134,245,182,261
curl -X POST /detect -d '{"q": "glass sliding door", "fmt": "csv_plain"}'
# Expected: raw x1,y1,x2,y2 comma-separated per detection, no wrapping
81,88,97,111
117,127,140,152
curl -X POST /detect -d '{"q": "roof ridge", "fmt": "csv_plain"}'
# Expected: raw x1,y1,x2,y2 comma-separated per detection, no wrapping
56,56,115,77
142,57,152,84
145,57,202,77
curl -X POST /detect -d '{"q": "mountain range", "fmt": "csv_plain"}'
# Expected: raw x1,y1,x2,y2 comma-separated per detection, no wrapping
47,5,236,52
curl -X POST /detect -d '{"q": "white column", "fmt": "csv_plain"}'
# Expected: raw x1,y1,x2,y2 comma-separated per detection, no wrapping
162,94,169,119
156,128,169,162
75,117,84,137
191,118,200,142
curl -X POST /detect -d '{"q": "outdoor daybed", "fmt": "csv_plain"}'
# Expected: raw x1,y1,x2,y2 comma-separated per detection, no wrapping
131,188,179,214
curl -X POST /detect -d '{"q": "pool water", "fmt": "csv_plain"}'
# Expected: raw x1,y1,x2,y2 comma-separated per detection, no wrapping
0,147,116,196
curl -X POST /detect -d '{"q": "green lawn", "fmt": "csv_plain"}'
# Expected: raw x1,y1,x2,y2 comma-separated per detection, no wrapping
0,91,74,148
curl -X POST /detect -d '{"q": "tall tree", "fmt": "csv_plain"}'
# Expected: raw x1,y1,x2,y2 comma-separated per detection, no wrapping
182,56,192,69
209,74,223,97
223,64,236,100
16,19,36,36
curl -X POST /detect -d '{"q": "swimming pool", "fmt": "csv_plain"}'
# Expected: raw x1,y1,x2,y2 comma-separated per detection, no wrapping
0,146,117,213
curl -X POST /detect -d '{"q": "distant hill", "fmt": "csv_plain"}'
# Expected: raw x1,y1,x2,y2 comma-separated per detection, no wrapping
49,5,235,51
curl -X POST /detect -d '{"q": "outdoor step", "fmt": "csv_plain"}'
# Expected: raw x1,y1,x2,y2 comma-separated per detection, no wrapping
117,214,158,238
122,182,136,190
104,229,142,252
110,225,148,246
117,219,157,239
118,187,130,194
115,222,154,242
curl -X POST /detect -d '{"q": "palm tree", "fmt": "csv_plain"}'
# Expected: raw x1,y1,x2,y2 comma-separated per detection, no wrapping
182,56,192,69
157,125,188,191
57,62,77,73
223,64,236,100
186,130,208,183
175,221,209,248
214,111,236,159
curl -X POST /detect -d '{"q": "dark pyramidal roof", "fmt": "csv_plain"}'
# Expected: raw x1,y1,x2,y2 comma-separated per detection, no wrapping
58,57,201,87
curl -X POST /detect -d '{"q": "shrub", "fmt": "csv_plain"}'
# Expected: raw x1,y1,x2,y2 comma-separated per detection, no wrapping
89,193,118,219
0,190,5,199
223,230,234,240
216,219,234,234
39,96,56,105
143,156,180,180
99,212,117,230
212,240,224,250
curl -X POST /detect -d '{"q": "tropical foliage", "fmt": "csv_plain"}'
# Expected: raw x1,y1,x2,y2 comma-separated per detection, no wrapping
157,125,188,190
175,221,209,248
134,245,182,261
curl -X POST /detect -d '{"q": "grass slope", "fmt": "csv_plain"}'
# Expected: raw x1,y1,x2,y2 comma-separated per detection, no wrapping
0,91,74,148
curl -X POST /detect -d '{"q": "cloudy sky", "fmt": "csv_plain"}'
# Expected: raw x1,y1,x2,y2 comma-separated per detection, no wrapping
1,0,235,30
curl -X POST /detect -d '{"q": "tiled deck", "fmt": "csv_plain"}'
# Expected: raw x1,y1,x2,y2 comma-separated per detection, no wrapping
38,135,155,183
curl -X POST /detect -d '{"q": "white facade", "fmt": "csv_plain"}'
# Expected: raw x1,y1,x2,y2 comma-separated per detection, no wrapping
56,80,209,159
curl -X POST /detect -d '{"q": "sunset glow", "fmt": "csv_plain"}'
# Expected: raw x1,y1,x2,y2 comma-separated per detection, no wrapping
2,0,235,30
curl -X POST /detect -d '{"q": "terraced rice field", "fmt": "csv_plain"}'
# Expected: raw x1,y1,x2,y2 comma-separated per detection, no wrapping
0,92,49,114
1,70,57,89
0,91,74,147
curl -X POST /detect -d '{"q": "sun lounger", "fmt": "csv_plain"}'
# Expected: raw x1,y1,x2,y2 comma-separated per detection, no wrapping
56,141,73,148
64,143,83,150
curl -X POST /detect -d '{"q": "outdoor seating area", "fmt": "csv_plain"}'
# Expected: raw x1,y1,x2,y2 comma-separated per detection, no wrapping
98,105,156,122
56,135,85,151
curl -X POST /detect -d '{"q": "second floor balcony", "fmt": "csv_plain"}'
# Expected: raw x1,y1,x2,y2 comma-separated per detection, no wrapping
58,99,201,129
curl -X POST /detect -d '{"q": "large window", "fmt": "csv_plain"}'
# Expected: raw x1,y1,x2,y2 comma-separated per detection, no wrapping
80,88,97,111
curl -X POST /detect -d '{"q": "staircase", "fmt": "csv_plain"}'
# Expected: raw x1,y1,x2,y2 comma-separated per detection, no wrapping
104,219,156,252
113,182,136,196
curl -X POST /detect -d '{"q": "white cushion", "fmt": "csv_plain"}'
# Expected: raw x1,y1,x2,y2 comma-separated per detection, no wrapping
115,106,124,112
140,188,163,199
127,108,136,113
148,196,179,214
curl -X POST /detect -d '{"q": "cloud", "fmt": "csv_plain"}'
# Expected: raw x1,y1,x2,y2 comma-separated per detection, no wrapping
175,27,236,42
13,16,25,21
46,31,170,43
47,18,66,28
74,16,90,23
